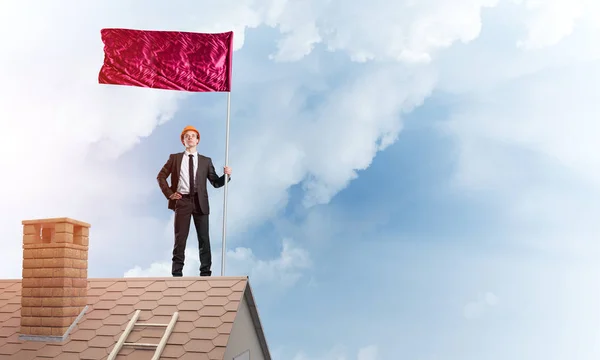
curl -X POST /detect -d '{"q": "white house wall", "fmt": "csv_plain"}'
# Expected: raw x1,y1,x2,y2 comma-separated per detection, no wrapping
223,295,265,360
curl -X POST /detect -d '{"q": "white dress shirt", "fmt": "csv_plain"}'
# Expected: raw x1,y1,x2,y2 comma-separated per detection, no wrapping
177,151,198,194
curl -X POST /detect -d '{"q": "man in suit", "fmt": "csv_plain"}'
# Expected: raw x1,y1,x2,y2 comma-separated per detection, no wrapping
157,125,232,277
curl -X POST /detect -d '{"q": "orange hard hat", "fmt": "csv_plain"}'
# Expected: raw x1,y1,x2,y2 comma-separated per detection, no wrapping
180,125,200,143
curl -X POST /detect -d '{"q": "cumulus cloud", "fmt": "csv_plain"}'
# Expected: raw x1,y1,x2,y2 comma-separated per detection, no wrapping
225,63,436,226
0,2,202,277
124,238,311,288
513,0,600,50
0,0,468,279
268,0,501,63
1,0,598,288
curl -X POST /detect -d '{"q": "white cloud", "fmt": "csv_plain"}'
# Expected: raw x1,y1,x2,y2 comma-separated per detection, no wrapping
0,0,470,279
124,238,311,288
513,0,600,50
268,0,501,63
2,0,600,359
212,63,437,240
442,61,600,256
0,0,598,310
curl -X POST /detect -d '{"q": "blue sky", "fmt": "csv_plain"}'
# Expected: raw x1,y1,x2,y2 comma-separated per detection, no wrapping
1,1,600,359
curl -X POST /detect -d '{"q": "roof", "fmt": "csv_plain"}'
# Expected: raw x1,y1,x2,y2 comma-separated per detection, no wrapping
0,276,270,360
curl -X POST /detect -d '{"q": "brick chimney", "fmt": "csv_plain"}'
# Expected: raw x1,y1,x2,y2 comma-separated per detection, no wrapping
20,217,91,337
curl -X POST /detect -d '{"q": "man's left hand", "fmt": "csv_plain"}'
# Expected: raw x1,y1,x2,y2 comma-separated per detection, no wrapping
224,166,232,175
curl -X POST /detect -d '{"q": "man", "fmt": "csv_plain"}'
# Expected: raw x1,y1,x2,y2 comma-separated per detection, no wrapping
157,125,232,277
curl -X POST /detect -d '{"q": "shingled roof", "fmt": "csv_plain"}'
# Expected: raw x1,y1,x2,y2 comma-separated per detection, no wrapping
0,217,271,360
0,276,269,360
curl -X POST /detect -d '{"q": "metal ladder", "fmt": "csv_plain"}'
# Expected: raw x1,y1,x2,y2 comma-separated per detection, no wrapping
107,309,179,360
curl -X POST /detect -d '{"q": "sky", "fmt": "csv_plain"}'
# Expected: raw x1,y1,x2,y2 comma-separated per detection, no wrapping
1,0,600,359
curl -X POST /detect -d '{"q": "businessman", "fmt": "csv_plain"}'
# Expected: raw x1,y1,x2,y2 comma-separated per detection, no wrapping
157,125,231,277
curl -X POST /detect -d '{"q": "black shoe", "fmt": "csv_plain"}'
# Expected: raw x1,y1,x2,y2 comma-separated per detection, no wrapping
172,273,183,277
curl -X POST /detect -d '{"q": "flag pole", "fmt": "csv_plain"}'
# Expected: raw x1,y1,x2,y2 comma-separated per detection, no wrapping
221,91,231,276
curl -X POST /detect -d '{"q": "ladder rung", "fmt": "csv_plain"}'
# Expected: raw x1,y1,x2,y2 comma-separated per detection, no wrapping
135,323,168,327
124,342,158,347
107,310,179,360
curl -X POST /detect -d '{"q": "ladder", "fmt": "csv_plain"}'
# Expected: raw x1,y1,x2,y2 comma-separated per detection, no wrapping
107,309,179,360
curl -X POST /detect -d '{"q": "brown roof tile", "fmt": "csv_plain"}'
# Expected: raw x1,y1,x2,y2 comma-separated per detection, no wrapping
0,276,269,359
14,349,37,360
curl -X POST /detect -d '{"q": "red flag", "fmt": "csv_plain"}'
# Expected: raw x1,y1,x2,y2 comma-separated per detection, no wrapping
98,28,233,92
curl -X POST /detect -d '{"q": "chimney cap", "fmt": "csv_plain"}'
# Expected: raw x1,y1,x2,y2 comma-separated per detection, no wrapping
21,217,91,228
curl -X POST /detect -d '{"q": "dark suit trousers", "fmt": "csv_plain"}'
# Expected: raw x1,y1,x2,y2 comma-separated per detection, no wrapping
172,194,212,276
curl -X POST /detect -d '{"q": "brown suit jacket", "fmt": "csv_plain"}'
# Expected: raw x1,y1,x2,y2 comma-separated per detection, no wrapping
157,152,231,213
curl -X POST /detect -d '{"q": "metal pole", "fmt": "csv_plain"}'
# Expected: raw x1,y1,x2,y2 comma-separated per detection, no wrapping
221,91,231,276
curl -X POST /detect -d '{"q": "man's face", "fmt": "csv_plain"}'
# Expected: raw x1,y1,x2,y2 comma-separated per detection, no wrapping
183,131,199,147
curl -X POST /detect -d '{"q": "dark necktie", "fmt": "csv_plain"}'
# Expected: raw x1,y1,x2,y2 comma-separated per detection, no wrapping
189,154,195,195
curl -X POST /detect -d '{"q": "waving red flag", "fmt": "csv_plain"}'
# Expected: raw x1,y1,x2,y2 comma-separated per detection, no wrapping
98,28,233,92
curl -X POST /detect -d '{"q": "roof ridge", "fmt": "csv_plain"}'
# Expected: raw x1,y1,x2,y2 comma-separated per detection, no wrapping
89,276,249,281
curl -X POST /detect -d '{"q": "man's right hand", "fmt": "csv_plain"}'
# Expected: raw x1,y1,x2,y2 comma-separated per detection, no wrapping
169,192,182,200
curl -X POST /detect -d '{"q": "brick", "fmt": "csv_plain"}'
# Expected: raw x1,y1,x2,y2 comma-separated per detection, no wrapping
64,248,77,259
52,288,77,297
23,225,39,235
52,248,66,258
34,327,54,336
23,234,39,245
23,249,40,259
70,248,82,259
52,268,79,278
42,258,60,268
21,297,42,307
20,326,31,334
75,227,90,237
42,316,73,327
21,307,32,317
71,297,87,307
42,297,71,307
61,248,78,259
51,327,68,336
63,278,74,287
41,248,55,259
72,259,87,269
39,288,54,298
54,232,73,244
40,278,55,288
21,316,42,327
55,223,74,234
32,268,54,278
22,278,42,288
67,268,80,277
35,258,46,268
75,235,89,246
72,278,87,288
52,307,80,317
23,288,41,297
22,259,37,269
30,307,53,317
22,269,34,278
80,269,88,278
